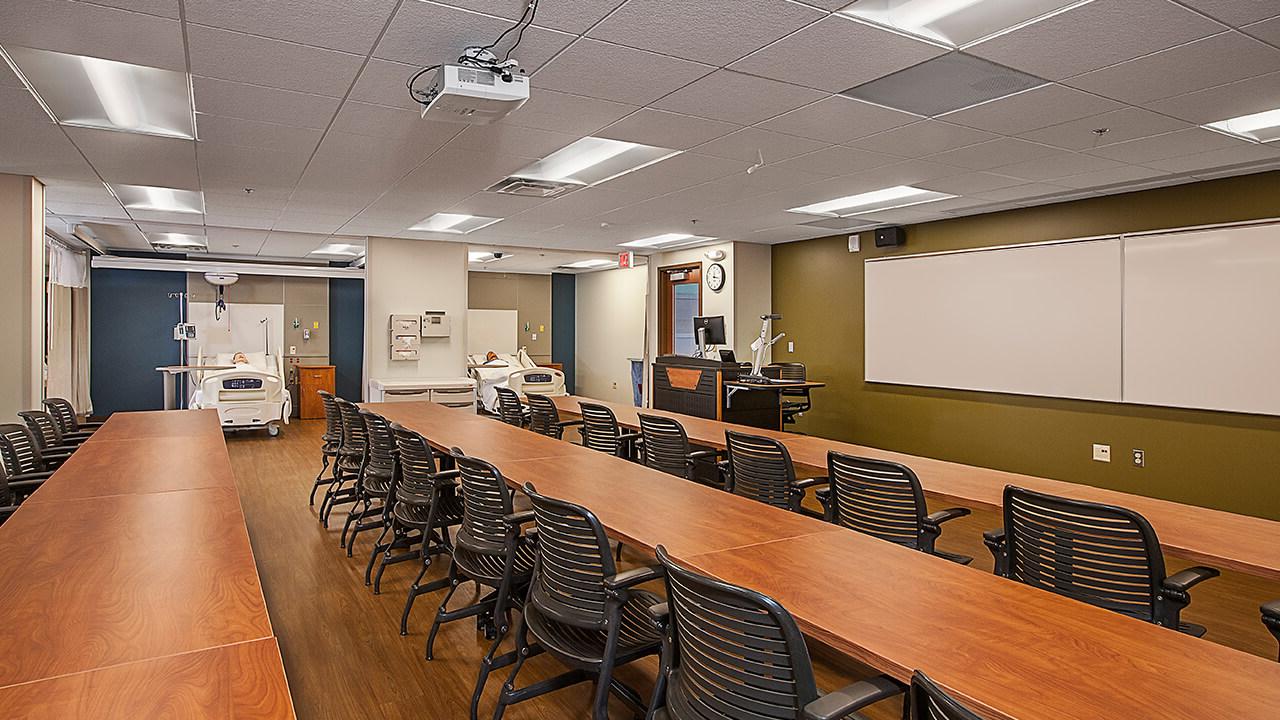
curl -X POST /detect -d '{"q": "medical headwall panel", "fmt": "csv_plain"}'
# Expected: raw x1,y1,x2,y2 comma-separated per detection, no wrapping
864,238,1123,402
189,302,285,357
1123,224,1280,416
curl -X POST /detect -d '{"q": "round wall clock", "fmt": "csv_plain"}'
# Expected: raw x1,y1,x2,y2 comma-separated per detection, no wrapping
706,262,726,292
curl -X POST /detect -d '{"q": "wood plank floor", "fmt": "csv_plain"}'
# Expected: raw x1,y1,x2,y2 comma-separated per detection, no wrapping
227,420,1280,719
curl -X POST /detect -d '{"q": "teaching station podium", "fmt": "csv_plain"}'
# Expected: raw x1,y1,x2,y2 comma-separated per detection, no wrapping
650,356,822,430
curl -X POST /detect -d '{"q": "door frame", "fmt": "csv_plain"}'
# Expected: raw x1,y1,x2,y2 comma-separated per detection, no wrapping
658,262,703,356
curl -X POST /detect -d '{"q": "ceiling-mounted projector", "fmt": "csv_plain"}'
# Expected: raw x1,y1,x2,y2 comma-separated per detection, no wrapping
421,64,529,125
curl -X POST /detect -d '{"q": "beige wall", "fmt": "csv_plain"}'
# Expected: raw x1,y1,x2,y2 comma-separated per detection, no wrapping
0,174,43,418
364,237,467,393
732,241,773,364
575,265,646,403
468,272,552,362
645,242,735,362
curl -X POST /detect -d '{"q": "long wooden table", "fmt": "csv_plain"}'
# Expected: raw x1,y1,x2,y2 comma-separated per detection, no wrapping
367,400,1280,720
0,410,295,719
549,395,1280,581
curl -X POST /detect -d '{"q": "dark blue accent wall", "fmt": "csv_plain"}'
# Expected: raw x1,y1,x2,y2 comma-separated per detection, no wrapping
90,268,185,415
551,272,575,394
328,278,365,401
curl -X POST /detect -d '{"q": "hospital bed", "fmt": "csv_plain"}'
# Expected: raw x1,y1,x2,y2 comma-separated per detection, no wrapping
469,348,566,414
189,350,291,436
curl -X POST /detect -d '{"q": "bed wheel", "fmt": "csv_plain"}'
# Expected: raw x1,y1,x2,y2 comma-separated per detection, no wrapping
268,424,280,437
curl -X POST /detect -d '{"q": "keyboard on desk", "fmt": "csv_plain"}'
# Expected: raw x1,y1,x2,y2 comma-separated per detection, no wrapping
732,376,791,385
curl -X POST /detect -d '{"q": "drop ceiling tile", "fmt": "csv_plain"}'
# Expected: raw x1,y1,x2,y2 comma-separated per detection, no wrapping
1142,142,1280,173
730,15,948,92
444,0,625,34
198,141,312,193
597,151,749,196
1063,31,1280,104
1084,127,1252,164
292,131,446,201
0,85,55,125
44,180,116,206
533,38,714,106
596,109,740,150
0,0,186,70
330,101,468,144
939,84,1121,135
966,0,1224,81
509,187,647,225
497,89,638,136
84,222,150,249
195,114,324,154
187,25,365,98
652,70,826,125
770,146,899,178
1243,16,1280,46
126,209,206,224
756,96,920,144
376,1,574,72
206,226,269,255
922,171,1024,195
259,231,329,257
588,0,823,66
65,127,198,189
989,152,1129,182
78,0,178,18
1052,164,1167,189
203,208,282,229
52,202,133,221
1018,107,1192,150
847,120,997,157
926,137,1061,170
272,212,352,234
203,189,293,212
1146,69,1280,123
445,192,551,218
348,59,422,110
447,123,579,159
971,182,1072,203
185,0,398,54
1176,0,1280,26
692,128,828,164
193,77,342,130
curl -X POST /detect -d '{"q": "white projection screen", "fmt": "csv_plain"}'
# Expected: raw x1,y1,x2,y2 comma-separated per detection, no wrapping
865,238,1123,402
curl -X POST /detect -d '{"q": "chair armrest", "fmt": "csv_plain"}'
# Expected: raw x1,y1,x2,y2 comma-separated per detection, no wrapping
924,507,971,527
8,479,45,494
647,601,670,630
686,449,719,461
803,675,906,720
1263,600,1280,621
1163,566,1220,594
432,469,461,480
9,471,52,484
983,528,1007,575
555,419,584,428
503,510,536,528
617,431,641,443
793,476,828,491
982,528,1005,546
603,564,664,592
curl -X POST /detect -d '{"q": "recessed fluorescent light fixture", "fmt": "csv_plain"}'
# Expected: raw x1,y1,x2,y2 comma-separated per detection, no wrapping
1204,108,1280,144
1,45,195,138
311,243,364,257
839,0,1086,48
145,232,207,251
109,183,205,214
619,233,717,250
512,137,681,187
410,213,503,234
787,185,956,217
468,250,511,263
559,258,616,270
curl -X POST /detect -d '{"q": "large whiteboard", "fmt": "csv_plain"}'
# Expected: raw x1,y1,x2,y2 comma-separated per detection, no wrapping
865,239,1123,402
1123,225,1280,415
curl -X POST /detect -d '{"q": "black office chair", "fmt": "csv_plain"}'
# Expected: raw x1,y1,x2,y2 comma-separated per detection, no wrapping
985,485,1219,636
578,402,640,459
340,410,396,555
817,452,972,564
309,390,341,506
43,397,103,436
425,451,535,682
526,393,581,439
723,430,825,514
494,387,528,427
319,398,366,528
18,410,86,454
636,413,721,485
649,544,905,720
1262,601,1280,662
770,361,812,425
910,671,982,720
0,455,45,523
0,423,69,476
490,483,664,720
384,423,464,634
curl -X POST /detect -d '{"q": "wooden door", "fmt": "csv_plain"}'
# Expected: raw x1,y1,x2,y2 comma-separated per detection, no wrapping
298,366,335,419
658,263,702,356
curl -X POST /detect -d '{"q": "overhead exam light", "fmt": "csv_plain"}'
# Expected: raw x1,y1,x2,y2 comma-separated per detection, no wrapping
787,185,956,218
110,183,205,214
410,213,503,234
512,137,682,187
1203,108,1280,144
839,0,1086,48
619,233,717,250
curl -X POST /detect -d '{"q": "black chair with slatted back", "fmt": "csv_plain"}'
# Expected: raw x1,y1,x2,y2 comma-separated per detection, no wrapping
910,672,982,720
494,387,528,427
43,397,103,437
425,450,536,697
18,410,85,454
491,483,664,720
770,362,812,425
985,485,1219,636
578,402,639,459
1261,601,1280,662
637,413,721,484
309,390,342,506
340,409,397,555
723,430,823,514
0,454,45,523
0,423,65,477
319,398,366,528
384,423,464,634
526,393,581,439
819,451,972,564
649,544,905,720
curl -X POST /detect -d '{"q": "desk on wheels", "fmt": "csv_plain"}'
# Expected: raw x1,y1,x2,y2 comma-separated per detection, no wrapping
367,400,1280,720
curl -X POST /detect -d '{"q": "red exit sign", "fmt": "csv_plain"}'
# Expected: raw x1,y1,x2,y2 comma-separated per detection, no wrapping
618,251,635,268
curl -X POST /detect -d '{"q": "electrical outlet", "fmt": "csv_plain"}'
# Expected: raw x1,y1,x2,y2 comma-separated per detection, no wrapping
787,341,794,353
1092,444,1111,463
1133,449,1145,468
289,345,297,355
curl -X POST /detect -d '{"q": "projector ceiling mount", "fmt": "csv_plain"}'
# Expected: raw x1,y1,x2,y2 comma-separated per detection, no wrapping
406,0,539,109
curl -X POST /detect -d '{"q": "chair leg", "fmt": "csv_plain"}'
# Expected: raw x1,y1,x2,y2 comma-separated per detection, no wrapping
364,518,393,586
492,616,531,720
340,496,365,551
309,454,330,505
471,612,518,720
591,629,622,720
400,553,437,636
423,562,462,651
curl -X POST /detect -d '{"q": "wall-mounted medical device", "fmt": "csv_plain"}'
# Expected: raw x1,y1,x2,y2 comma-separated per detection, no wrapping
173,322,196,341
420,311,451,338
390,314,422,361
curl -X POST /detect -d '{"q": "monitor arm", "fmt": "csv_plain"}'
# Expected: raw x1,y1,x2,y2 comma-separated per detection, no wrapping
749,314,784,376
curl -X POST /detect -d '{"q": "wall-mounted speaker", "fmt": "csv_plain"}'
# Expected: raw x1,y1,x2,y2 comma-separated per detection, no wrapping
875,225,906,248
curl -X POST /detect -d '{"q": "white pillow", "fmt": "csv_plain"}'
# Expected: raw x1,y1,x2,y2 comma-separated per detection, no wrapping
245,351,268,369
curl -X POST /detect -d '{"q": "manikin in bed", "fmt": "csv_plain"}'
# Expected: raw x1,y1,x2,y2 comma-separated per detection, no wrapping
470,348,566,414
189,349,291,436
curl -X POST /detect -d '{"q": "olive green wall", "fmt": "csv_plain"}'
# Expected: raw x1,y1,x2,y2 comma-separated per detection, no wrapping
772,171,1280,521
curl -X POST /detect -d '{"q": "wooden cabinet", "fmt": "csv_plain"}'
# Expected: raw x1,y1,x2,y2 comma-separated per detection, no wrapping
298,365,335,420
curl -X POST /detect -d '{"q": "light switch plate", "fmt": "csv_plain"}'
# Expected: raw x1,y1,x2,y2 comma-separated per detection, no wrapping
1092,443,1111,462
787,341,794,352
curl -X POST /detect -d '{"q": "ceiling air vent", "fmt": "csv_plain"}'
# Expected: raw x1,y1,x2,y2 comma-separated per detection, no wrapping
486,176,579,198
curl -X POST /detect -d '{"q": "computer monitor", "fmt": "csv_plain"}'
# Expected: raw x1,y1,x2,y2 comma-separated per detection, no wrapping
718,348,737,363
692,315,726,346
